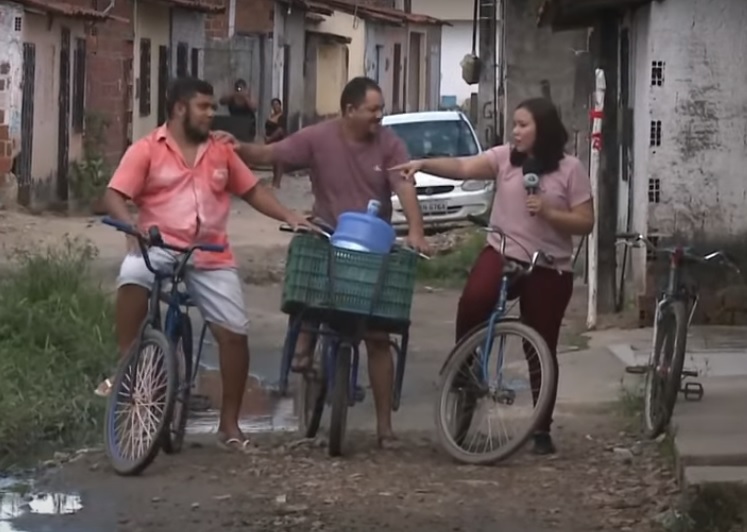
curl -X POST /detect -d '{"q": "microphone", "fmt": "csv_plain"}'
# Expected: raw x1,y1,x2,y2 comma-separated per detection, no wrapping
522,158,541,217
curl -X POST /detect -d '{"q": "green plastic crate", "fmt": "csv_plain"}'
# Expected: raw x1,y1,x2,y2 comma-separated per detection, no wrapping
281,233,418,324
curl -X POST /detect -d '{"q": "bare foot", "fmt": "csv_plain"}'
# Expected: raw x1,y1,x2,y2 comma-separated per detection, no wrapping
377,433,402,450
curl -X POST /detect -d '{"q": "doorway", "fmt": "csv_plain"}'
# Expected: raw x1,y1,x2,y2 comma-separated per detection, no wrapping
407,32,422,111
57,27,71,202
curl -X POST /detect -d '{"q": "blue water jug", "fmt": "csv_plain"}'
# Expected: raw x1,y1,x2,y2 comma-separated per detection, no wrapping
331,200,396,254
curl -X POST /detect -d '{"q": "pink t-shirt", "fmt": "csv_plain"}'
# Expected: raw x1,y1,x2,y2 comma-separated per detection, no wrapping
272,119,409,225
108,125,259,269
485,145,592,271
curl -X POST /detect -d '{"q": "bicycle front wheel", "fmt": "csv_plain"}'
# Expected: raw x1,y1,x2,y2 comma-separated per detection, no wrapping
643,300,687,438
328,344,352,457
435,320,556,465
105,326,177,476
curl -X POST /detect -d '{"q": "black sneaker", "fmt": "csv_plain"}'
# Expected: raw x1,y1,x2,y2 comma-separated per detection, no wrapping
531,432,557,455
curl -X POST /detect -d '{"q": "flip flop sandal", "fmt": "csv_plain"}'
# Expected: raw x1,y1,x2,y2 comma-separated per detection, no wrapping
216,434,256,453
94,378,114,398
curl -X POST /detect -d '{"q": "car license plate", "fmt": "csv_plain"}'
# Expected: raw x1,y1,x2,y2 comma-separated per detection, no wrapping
420,199,448,214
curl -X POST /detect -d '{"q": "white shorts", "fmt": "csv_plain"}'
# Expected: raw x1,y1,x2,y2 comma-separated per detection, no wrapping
116,248,249,335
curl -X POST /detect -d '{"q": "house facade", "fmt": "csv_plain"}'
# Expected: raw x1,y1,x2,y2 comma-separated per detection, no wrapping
273,0,444,133
0,0,121,209
542,0,747,320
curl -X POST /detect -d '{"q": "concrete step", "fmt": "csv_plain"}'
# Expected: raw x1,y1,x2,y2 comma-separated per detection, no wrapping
683,466,747,488
675,434,747,468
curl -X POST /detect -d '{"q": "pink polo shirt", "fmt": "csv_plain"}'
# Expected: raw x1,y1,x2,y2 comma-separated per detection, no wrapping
108,125,259,269
485,145,592,271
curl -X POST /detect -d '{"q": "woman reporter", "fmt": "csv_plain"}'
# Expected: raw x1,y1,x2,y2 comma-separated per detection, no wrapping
392,98,593,455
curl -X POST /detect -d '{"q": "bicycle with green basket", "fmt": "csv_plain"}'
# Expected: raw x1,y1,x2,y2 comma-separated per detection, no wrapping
276,219,426,457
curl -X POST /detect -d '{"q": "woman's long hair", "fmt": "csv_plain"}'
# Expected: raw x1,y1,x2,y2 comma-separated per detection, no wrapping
509,98,569,174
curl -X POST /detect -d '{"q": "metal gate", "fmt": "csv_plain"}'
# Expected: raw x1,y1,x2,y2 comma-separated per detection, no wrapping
57,27,71,202
17,43,35,207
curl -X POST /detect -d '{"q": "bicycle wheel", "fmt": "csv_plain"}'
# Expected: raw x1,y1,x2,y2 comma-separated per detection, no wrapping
297,334,327,439
162,315,193,454
328,343,352,457
643,300,687,438
434,320,556,465
105,326,177,475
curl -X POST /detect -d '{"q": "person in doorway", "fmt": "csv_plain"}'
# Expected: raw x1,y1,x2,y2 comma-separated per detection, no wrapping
392,97,593,455
98,76,309,451
216,77,430,448
220,79,257,141
264,98,286,188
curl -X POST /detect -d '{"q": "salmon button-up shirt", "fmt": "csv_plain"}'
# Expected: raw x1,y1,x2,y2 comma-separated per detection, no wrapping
108,125,258,269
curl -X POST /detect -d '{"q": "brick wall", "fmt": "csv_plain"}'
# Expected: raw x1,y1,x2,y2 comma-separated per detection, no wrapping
206,0,230,38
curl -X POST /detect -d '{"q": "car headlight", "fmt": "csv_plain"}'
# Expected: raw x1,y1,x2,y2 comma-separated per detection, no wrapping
461,180,489,191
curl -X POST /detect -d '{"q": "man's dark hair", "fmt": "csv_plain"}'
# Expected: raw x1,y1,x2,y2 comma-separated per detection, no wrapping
509,97,569,174
340,76,381,112
166,77,214,118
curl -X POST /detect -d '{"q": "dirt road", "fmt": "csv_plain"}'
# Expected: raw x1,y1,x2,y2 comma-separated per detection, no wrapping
0,176,671,531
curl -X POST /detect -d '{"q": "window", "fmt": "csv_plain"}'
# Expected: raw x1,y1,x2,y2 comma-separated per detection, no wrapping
190,48,199,78
651,61,664,87
649,120,662,147
72,38,86,133
139,38,152,116
176,42,188,78
648,177,661,203
14,16,22,32
387,119,479,159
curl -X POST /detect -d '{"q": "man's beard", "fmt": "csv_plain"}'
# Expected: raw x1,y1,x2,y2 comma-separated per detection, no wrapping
183,111,210,143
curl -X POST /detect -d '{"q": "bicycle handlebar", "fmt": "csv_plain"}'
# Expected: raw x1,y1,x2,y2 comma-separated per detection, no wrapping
616,232,741,273
279,223,430,260
467,214,554,272
102,216,225,276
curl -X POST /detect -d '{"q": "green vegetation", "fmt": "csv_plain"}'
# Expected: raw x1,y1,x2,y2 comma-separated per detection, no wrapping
416,230,485,286
70,112,111,206
0,238,114,466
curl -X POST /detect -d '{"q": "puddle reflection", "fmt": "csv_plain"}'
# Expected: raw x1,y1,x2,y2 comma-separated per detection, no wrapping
0,481,82,532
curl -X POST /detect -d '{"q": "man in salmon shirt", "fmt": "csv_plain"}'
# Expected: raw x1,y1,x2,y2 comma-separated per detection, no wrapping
100,77,308,451
219,77,430,449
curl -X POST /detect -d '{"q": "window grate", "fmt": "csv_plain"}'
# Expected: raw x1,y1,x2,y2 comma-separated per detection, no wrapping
14,17,22,32
648,178,661,203
139,38,152,117
646,236,660,262
650,120,662,147
651,61,664,86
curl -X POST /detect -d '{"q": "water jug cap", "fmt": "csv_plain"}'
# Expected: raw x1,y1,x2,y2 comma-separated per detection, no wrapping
367,199,381,215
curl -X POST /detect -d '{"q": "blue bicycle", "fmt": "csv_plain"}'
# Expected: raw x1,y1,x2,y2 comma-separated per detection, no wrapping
277,222,423,457
433,215,556,465
101,217,222,476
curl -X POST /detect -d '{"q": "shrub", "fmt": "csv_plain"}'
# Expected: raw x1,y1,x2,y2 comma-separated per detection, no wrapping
0,237,114,465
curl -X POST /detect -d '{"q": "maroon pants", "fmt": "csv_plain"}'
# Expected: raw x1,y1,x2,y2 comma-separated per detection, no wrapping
455,246,574,433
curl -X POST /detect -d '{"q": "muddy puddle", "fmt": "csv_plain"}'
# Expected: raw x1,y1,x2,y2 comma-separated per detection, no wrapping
187,369,299,434
0,477,82,532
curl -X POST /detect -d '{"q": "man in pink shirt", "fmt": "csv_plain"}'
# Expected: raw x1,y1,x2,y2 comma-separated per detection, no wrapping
220,77,429,448
101,77,307,450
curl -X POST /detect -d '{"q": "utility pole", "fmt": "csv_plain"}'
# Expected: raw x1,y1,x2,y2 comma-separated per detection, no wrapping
476,0,499,148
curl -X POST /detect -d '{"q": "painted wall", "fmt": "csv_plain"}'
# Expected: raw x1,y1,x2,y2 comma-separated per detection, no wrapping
410,0,469,21
132,0,170,141
316,40,347,116
24,13,85,205
314,11,365,79
364,21,394,107
0,2,23,164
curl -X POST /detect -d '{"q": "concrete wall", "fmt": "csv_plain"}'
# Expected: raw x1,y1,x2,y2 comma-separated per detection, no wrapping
364,21,394,106
132,0,170,141
315,39,347,116
0,2,23,175
171,9,205,78
410,0,469,21
24,13,86,205
272,6,306,132
504,0,589,159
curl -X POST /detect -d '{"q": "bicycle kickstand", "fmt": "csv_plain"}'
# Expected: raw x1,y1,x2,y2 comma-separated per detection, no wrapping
680,369,704,402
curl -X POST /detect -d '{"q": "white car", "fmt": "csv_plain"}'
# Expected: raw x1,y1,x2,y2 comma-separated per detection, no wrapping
384,111,494,227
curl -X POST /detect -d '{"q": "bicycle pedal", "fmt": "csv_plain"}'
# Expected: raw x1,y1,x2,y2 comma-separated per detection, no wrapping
625,365,647,375
681,381,704,402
